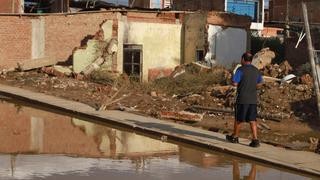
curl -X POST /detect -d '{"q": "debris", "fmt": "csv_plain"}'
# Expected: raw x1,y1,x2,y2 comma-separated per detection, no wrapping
210,85,234,98
160,111,204,122
295,84,308,92
17,57,56,71
150,91,158,97
262,74,296,84
279,61,293,75
300,74,313,85
189,105,289,122
81,57,105,76
252,48,275,70
316,141,320,154
81,38,118,76
260,122,271,130
117,104,138,112
180,94,204,105
41,66,73,77
281,74,296,84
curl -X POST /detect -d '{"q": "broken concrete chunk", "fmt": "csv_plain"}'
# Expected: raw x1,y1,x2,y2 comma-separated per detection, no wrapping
252,48,275,70
17,57,56,71
73,40,107,73
41,65,72,77
300,74,313,85
160,111,204,122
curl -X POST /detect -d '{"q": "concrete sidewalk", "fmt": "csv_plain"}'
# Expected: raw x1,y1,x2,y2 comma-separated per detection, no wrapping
0,84,319,177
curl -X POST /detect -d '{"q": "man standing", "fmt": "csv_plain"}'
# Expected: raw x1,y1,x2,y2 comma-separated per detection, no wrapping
226,52,263,147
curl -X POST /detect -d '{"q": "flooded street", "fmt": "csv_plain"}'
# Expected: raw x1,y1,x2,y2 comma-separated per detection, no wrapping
0,101,315,180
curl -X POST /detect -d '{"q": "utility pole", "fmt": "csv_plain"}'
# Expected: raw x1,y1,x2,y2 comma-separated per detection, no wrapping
285,0,290,38
302,2,320,118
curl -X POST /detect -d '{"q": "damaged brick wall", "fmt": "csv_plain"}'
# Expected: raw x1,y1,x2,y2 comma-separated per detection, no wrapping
129,0,150,8
0,16,32,69
0,12,119,70
172,0,225,11
44,12,118,63
0,0,23,13
269,0,320,23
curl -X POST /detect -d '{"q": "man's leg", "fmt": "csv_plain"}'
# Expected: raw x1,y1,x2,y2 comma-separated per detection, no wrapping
249,121,258,140
233,120,242,137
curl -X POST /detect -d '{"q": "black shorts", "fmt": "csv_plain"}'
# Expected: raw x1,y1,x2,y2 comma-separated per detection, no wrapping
235,104,257,122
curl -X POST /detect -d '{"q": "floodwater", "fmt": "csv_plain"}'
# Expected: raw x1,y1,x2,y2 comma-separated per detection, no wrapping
0,101,316,180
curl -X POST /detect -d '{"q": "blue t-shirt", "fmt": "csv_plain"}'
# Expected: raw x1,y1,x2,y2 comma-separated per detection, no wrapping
232,64,263,104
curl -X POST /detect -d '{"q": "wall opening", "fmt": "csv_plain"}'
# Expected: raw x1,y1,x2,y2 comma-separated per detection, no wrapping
196,49,205,61
123,44,143,81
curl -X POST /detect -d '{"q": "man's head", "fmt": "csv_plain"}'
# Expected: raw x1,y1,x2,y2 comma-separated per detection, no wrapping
241,52,253,65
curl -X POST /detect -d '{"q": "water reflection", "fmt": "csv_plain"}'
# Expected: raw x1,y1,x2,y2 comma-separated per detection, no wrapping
0,101,313,180
233,160,256,180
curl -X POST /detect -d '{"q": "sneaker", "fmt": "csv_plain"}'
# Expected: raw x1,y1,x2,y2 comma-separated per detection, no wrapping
226,134,239,143
249,139,260,147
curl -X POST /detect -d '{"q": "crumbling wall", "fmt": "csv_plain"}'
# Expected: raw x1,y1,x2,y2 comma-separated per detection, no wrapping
119,20,182,82
44,12,118,63
0,12,119,70
270,0,320,23
183,13,207,64
172,0,225,11
0,0,24,13
0,16,32,70
205,25,247,67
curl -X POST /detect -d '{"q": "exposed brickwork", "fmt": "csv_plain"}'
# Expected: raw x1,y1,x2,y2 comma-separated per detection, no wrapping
172,0,225,11
44,12,118,63
129,0,150,8
207,12,251,29
127,12,179,24
148,68,173,81
0,16,32,69
269,0,320,23
0,0,23,13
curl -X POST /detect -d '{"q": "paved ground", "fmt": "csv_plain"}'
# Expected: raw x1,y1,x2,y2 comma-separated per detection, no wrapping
0,84,319,177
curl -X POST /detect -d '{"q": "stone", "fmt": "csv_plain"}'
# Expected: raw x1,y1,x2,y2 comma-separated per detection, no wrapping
252,48,276,70
300,74,313,85
279,61,293,75
73,40,107,73
160,111,204,122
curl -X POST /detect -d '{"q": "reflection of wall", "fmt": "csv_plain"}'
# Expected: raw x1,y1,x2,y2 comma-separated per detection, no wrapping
0,102,103,156
72,119,178,157
205,25,247,67
179,147,227,168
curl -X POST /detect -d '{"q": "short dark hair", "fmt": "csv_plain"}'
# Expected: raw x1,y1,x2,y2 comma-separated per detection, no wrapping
242,52,253,62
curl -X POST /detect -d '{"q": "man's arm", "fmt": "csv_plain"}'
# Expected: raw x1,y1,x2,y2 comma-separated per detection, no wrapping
232,69,242,87
256,73,263,89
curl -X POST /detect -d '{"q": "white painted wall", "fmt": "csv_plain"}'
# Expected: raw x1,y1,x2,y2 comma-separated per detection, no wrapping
121,21,182,81
205,25,247,67
31,18,45,59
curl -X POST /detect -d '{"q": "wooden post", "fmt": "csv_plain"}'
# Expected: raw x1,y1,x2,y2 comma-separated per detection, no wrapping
302,2,320,118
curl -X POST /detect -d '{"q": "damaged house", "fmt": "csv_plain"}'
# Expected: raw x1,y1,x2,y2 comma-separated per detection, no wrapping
0,10,250,81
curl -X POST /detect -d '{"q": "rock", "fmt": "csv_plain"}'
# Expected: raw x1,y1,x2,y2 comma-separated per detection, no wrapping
295,85,308,92
41,66,73,78
252,48,276,70
150,91,158,97
279,61,293,75
300,74,313,85
210,85,232,98
316,141,320,154
180,94,204,105
160,111,204,122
